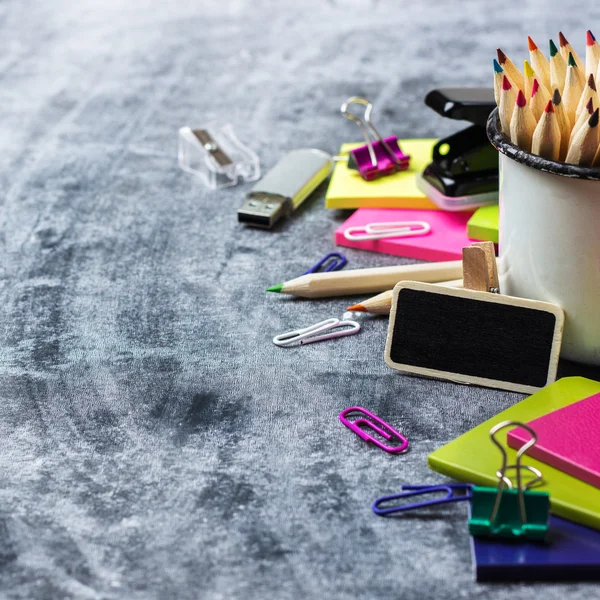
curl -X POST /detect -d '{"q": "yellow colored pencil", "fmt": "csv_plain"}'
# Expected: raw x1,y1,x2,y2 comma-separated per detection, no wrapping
531,100,561,161
523,60,548,105
565,108,600,166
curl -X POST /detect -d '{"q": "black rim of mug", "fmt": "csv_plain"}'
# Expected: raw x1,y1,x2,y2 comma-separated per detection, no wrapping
487,108,600,181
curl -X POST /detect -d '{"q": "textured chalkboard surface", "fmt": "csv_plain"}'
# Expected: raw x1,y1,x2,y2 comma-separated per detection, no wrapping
388,287,559,388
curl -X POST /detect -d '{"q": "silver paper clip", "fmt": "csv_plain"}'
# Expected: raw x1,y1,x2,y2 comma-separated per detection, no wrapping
344,221,431,241
273,318,361,347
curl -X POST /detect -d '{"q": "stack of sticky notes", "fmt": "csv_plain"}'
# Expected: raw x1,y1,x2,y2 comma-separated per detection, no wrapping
428,377,600,530
328,137,499,261
325,139,438,210
335,207,476,261
429,377,600,582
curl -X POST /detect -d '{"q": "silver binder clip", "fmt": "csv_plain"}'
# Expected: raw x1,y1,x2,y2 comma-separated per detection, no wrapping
178,123,260,189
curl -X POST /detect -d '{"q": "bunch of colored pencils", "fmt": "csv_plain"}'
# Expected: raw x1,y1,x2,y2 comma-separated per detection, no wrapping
495,31,600,166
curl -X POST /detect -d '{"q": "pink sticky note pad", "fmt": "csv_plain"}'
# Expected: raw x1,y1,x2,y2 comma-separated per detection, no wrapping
507,392,600,489
335,208,475,261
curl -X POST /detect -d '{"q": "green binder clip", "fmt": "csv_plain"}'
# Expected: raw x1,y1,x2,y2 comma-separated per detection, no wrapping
468,420,550,541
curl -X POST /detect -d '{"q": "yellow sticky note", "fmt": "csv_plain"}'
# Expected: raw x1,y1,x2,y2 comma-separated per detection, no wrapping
325,139,439,210
428,377,600,531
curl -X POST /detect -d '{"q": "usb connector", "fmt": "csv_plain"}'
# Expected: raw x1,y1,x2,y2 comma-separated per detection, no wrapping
237,193,289,229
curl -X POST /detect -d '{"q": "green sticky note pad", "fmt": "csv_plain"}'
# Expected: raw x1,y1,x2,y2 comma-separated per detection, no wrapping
428,377,600,531
467,204,499,243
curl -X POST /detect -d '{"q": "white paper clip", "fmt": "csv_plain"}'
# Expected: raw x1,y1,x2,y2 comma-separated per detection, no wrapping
273,318,361,347
344,221,431,241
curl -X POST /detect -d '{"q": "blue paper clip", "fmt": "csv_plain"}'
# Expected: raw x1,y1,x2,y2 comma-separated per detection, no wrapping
372,484,473,516
303,252,347,275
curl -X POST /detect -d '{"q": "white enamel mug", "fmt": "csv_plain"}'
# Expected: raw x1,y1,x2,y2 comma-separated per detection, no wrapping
488,109,600,366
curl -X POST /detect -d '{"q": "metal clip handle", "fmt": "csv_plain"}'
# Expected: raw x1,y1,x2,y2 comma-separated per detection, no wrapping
489,420,539,528
340,97,402,167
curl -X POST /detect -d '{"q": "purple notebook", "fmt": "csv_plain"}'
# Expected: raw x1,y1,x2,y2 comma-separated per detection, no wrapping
471,512,600,582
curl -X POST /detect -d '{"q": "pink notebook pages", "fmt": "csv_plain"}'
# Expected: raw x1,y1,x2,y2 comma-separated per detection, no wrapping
507,392,600,489
334,208,475,261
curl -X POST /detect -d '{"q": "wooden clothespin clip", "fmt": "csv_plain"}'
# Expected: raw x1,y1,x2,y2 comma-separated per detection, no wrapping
462,241,500,293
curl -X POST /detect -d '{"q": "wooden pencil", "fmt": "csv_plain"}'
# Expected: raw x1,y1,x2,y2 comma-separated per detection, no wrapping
549,39,567,94
570,97,595,147
576,74,598,117
346,279,464,315
585,30,600,79
531,100,561,161
563,53,585,128
497,48,524,90
266,261,464,299
528,36,551,90
565,107,600,166
499,75,517,133
523,60,548,104
593,140,600,166
530,77,551,121
551,89,570,160
493,59,512,105
510,89,537,152
559,32,584,77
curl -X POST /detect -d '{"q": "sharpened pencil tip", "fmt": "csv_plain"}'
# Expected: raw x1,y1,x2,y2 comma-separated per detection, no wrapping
552,88,561,105
516,89,527,107
346,303,366,312
528,36,538,51
589,108,599,128
587,97,594,113
502,75,512,91
531,78,540,97
523,60,534,78
589,73,597,91
545,100,554,113
587,30,595,46
558,32,568,48
497,48,507,64
549,39,559,57
568,52,577,67
266,284,283,293
493,58,503,73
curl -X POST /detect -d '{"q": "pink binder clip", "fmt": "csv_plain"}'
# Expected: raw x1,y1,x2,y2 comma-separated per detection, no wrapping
341,97,410,181
339,406,409,454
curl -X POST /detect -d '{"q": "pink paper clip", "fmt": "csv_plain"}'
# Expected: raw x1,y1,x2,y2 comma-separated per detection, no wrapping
339,406,409,454
341,97,410,181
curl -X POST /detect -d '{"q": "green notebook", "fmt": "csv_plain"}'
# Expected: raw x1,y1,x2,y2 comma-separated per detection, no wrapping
428,377,600,531
467,204,498,243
